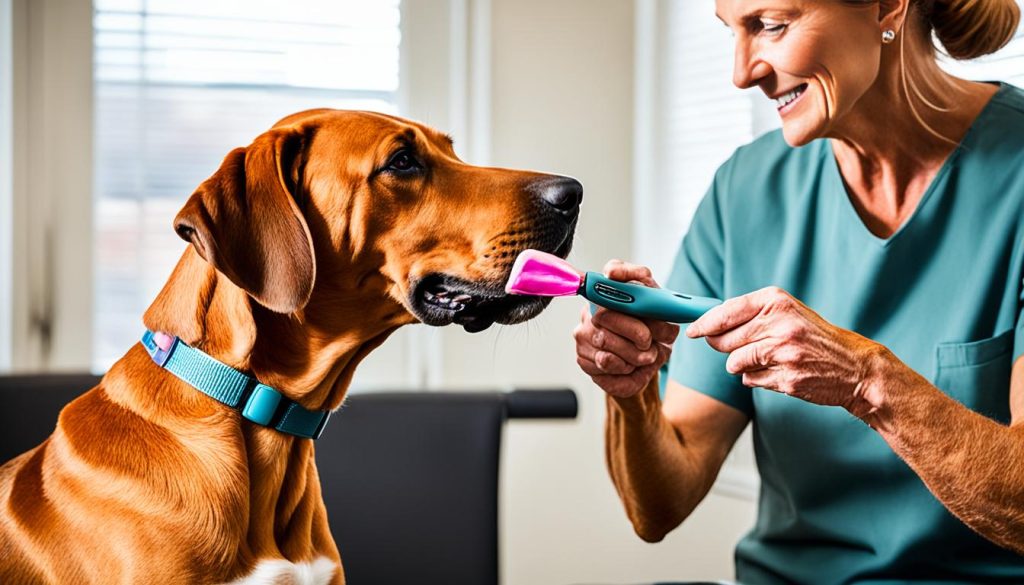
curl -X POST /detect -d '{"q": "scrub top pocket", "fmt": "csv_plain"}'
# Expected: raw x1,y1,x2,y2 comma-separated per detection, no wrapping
934,329,1014,424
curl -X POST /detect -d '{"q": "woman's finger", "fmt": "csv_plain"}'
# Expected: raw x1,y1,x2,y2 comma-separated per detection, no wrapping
592,308,655,351
583,303,678,351
577,352,636,376
593,324,661,367
688,286,795,339
725,339,778,374
603,260,659,288
574,311,652,368
644,317,680,346
687,293,762,339
741,368,776,390
704,312,771,354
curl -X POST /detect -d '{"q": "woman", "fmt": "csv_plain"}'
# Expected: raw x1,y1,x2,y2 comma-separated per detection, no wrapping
575,0,1024,582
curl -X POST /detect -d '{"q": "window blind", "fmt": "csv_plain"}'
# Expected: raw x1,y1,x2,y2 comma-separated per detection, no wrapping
641,0,753,281
92,0,402,370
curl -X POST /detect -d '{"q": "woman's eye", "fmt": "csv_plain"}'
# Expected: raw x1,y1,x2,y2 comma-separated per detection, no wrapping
387,150,419,172
761,21,786,35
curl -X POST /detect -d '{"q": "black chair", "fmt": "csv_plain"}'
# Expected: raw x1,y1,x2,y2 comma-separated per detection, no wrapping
0,374,577,585
0,373,102,464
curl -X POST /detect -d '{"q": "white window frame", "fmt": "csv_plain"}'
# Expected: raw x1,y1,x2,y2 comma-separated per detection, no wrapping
7,0,491,380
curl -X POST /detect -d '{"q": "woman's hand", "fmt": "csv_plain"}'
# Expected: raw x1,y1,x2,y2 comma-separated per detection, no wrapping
685,286,889,416
573,260,680,398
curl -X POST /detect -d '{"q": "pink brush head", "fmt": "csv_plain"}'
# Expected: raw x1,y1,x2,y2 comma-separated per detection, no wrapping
505,249,583,297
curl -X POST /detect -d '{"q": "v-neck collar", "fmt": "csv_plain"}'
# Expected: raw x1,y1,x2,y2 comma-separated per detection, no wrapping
824,82,1006,248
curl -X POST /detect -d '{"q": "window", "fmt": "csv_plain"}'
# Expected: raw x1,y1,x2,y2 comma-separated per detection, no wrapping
92,0,402,370
634,0,759,281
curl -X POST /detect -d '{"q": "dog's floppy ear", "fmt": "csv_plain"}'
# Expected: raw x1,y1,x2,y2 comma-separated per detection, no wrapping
174,128,315,313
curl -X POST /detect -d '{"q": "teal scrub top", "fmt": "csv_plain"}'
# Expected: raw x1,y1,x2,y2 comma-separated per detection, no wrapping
666,82,1024,584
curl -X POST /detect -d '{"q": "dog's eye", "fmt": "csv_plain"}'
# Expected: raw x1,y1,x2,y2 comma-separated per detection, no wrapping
386,150,421,173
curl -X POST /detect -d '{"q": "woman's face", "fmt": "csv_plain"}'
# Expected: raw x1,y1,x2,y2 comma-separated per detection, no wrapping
716,0,883,146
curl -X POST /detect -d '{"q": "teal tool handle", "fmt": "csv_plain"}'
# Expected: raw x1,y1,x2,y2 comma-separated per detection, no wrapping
582,272,720,323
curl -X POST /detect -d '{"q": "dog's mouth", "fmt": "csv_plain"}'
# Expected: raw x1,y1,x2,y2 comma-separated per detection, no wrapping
409,234,573,333
411,274,552,333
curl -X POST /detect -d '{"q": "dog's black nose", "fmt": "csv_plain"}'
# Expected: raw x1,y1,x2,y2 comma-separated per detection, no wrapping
535,176,583,217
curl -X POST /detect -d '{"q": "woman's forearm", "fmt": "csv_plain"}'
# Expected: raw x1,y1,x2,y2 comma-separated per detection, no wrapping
864,352,1024,553
605,376,716,542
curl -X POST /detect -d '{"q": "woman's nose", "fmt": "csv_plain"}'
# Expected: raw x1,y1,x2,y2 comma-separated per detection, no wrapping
732,42,771,89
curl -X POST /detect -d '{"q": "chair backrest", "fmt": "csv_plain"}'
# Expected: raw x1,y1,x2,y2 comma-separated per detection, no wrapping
0,373,101,464
0,374,576,585
316,391,506,585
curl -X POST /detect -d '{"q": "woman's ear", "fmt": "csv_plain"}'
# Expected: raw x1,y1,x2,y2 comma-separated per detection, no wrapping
173,128,316,314
878,0,910,35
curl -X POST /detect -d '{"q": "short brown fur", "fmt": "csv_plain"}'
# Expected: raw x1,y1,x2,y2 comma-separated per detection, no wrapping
0,110,578,584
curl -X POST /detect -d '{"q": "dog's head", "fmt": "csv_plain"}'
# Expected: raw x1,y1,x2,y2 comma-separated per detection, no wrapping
172,110,580,333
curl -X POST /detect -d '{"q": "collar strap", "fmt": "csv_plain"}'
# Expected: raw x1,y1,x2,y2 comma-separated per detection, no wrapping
141,330,330,440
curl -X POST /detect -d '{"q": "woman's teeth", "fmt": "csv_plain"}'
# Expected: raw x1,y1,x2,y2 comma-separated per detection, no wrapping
775,85,806,109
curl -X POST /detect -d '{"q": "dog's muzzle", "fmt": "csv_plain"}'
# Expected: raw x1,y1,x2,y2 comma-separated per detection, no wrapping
411,273,554,333
409,175,580,333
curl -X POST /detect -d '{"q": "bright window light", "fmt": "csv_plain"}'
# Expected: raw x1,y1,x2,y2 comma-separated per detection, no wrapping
92,0,402,371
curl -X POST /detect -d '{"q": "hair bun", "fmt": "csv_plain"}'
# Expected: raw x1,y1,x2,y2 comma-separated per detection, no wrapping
931,0,1021,60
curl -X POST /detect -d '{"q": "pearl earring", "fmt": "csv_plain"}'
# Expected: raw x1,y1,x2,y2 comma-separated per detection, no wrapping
882,29,896,44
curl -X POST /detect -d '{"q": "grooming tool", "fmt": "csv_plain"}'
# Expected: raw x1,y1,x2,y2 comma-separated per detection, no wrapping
505,249,721,323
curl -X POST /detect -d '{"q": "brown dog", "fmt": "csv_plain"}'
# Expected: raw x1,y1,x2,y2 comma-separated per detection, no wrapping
0,109,580,584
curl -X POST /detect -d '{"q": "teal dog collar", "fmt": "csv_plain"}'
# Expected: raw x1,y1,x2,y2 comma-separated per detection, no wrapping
141,330,330,440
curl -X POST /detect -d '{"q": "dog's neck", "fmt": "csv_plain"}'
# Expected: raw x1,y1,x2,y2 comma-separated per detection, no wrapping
143,247,414,411
98,247,416,562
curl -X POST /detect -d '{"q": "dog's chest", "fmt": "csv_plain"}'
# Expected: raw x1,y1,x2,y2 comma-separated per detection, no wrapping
225,557,337,585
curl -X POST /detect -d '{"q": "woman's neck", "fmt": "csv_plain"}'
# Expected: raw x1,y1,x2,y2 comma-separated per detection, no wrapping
826,62,998,237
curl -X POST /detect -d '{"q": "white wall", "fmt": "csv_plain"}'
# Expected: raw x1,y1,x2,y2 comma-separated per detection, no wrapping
437,1,758,583
9,0,93,372
0,0,13,371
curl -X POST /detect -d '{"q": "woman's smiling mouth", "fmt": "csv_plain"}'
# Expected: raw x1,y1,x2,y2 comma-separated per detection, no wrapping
774,83,808,114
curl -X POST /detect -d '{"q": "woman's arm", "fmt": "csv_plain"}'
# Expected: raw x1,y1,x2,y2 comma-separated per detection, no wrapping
862,353,1024,553
573,259,749,541
606,378,748,541
686,285,1024,553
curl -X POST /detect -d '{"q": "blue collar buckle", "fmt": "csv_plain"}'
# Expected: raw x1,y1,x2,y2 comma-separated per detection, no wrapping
141,330,331,440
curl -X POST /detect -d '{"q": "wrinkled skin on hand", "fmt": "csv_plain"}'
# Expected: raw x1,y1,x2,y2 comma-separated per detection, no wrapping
573,260,680,398
686,286,888,416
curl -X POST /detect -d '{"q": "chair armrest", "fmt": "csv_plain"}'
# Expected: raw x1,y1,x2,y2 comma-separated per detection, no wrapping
504,388,577,419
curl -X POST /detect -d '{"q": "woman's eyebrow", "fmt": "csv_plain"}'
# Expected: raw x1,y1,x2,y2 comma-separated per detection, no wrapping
715,10,762,28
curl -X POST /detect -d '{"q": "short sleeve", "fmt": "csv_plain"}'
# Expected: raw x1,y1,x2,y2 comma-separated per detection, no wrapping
1015,210,1024,364
662,165,753,417
1016,275,1024,364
